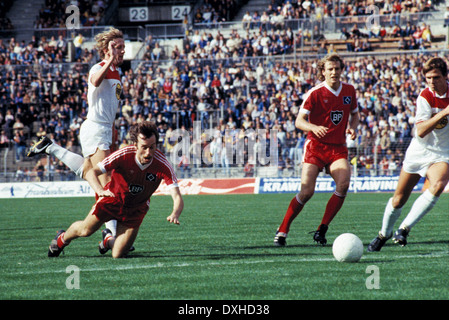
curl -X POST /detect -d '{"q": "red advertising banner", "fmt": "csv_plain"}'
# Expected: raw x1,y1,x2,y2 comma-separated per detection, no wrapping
153,178,256,196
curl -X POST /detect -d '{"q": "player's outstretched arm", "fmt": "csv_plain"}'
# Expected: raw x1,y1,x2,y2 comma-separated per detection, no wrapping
167,186,183,224
85,166,115,197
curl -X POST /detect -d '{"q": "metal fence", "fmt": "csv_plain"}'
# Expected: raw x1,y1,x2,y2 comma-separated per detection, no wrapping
1,10,445,42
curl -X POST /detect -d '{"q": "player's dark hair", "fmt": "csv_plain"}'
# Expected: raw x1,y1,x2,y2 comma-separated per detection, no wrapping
129,121,159,143
423,57,448,77
317,53,345,81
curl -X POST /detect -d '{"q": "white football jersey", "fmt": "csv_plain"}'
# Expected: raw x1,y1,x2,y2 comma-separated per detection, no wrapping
413,86,449,157
87,60,122,125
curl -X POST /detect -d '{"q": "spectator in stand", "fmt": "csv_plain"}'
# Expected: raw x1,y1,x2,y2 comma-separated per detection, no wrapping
0,129,10,148
13,130,27,161
73,33,84,61
151,42,163,61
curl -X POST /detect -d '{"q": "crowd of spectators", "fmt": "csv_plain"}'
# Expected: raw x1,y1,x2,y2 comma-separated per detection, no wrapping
0,34,96,66
1,0,448,182
339,20,433,53
35,0,110,29
183,0,443,62
2,39,445,181
194,0,244,25
196,0,442,26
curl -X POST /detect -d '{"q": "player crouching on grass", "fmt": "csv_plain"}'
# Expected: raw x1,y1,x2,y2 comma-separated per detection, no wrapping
48,121,184,258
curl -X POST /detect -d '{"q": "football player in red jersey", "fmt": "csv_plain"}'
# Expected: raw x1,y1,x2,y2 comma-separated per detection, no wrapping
48,122,184,258
274,54,360,246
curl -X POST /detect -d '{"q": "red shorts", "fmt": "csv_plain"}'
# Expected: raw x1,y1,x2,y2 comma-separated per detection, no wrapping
90,196,150,228
303,139,348,171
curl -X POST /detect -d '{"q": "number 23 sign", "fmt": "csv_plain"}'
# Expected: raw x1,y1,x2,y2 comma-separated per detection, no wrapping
129,6,191,22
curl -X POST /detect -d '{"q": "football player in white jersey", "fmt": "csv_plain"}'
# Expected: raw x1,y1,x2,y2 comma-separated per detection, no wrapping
28,27,125,239
368,57,449,251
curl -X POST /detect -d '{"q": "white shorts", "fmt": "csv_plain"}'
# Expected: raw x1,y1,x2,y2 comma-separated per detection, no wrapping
402,139,449,177
79,119,112,158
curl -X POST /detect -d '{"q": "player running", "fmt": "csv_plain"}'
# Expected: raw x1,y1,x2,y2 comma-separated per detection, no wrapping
368,57,449,252
274,53,359,246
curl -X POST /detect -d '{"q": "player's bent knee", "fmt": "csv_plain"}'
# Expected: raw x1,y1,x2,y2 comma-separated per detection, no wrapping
111,247,128,258
111,252,126,259
391,195,406,209
429,180,448,195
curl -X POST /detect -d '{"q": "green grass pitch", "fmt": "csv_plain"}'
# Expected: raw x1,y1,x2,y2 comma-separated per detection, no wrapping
1,192,448,301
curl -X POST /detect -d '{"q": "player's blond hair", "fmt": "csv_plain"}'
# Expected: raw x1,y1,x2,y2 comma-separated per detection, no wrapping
94,27,123,59
317,53,345,81
423,57,448,77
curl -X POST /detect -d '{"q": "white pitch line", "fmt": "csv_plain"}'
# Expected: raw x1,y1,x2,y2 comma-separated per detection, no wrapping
9,250,448,276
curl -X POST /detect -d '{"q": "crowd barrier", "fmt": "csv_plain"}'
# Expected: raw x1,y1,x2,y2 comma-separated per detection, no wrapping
1,176,446,199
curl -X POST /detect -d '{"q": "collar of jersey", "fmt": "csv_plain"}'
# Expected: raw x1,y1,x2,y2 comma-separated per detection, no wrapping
134,155,153,170
429,82,449,98
323,81,342,96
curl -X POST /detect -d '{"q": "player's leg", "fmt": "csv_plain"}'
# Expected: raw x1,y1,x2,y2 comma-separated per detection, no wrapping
84,149,117,237
395,162,449,245
321,158,351,226
274,163,319,246
64,212,105,242
86,148,111,186
48,211,104,257
313,158,350,245
110,223,140,259
368,168,420,252
28,136,85,178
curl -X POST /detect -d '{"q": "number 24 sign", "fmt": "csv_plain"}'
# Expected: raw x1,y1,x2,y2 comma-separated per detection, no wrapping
129,6,191,22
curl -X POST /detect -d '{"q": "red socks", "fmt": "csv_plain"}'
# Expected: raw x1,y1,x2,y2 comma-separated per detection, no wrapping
103,234,113,249
278,196,304,234
320,192,346,227
57,232,69,249
278,192,346,234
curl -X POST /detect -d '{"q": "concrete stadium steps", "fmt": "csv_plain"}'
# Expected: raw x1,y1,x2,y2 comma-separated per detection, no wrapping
7,0,46,42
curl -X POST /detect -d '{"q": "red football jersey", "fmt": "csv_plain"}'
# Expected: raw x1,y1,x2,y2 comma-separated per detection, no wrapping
300,81,358,145
98,146,178,207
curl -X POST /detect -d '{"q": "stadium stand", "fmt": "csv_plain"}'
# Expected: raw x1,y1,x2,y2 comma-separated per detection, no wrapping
1,0,449,182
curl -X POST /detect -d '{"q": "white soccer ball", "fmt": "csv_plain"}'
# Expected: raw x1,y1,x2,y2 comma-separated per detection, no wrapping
332,233,364,263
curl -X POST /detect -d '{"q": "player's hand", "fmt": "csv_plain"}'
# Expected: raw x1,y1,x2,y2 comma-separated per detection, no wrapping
346,128,356,140
167,213,180,225
108,41,120,63
97,190,115,197
312,125,328,139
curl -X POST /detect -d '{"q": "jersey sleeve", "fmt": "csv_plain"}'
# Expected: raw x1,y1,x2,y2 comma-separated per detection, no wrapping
88,63,102,88
97,147,131,173
299,90,314,114
155,151,179,188
415,94,433,124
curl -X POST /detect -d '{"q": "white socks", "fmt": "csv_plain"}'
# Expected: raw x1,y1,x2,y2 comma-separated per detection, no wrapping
399,190,438,230
380,198,402,238
380,190,439,237
47,143,84,178
105,220,117,236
